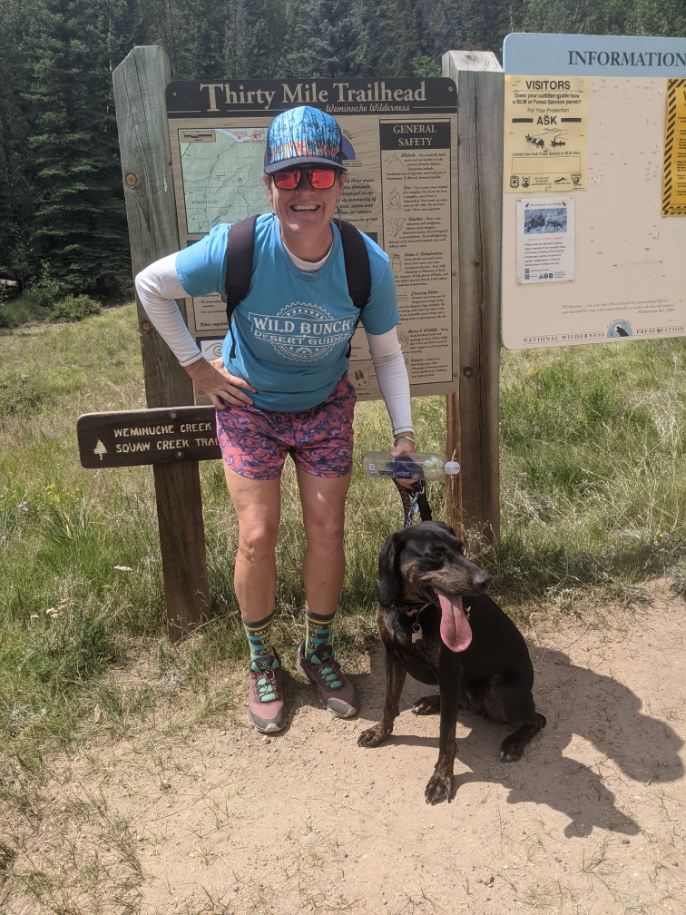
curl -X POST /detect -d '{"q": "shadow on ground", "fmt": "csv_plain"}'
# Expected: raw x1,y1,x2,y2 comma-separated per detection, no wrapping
355,642,684,838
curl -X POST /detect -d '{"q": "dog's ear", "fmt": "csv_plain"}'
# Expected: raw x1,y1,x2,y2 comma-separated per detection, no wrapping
378,531,405,606
424,519,464,553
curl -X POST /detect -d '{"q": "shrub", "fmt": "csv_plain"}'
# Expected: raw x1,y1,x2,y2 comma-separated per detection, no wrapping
50,294,101,323
23,266,63,310
0,296,49,329
0,371,51,418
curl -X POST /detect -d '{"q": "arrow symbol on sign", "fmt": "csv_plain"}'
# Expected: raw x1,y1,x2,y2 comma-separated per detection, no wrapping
93,440,108,461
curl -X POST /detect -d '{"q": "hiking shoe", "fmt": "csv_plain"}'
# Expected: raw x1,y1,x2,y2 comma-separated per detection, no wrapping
296,641,358,718
248,651,286,733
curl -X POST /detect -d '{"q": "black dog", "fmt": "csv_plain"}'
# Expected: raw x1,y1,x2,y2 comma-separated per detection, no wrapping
358,521,545,804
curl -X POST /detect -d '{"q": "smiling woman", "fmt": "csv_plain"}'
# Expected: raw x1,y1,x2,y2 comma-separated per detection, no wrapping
264,163,345,261
134,105,416,735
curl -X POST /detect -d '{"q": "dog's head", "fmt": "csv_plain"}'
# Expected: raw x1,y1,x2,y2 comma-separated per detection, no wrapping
378,521,490,652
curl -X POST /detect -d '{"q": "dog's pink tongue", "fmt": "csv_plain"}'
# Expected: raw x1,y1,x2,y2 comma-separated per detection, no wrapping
437,592,472,653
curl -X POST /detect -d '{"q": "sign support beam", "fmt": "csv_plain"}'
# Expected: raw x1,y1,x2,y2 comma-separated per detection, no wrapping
113,46,209,638
443,51,503,541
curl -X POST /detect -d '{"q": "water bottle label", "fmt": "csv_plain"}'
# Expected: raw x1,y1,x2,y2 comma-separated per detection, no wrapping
393,458,421,479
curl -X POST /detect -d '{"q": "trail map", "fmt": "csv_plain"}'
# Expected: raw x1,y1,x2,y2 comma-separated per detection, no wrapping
179,127,269,234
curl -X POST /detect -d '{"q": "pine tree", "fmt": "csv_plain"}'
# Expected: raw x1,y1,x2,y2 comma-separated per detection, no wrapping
626,0,686,36
353,0,390,75
520,0,628,34
240,0,289,78
26,0,130,294
172,0,234,79
0,0,36,284
316,0,359,77
283,0,322,76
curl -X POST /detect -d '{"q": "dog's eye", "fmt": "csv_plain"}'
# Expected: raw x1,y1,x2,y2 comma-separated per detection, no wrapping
423,553,444,569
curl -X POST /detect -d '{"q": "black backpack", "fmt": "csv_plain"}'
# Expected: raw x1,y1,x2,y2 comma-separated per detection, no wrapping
223,214,371,358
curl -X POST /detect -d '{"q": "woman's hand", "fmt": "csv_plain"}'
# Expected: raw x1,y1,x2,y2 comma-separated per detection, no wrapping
391,434,417,489
184,357,256,409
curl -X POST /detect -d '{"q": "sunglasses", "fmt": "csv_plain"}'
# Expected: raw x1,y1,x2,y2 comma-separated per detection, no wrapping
272,167,338,190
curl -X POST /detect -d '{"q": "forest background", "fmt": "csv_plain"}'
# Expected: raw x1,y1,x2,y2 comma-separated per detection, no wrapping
1,0,685,306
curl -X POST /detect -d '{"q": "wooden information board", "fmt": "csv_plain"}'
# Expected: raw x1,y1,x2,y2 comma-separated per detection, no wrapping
165,78,459,399
502,33,686,349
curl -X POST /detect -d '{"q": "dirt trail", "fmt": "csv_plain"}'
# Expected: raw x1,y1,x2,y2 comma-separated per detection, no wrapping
5,580,686,914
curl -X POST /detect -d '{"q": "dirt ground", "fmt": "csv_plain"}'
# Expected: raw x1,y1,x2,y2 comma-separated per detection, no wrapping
4,578,685,914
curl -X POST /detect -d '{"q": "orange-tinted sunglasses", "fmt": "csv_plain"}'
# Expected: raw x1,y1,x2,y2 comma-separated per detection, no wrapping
272,167,338,190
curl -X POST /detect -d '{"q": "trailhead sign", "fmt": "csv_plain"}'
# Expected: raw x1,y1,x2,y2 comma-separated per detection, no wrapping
501,33,686,349
166,78,458,398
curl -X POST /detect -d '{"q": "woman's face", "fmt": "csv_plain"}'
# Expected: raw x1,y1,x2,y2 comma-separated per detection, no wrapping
264,168,347,259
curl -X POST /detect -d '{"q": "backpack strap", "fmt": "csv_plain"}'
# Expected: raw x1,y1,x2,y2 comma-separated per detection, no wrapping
337,218,371,309
225,214,257,317
224,214,257,359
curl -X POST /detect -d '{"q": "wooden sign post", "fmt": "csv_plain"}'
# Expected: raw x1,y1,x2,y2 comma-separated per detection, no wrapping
111,46,209,638
443,51,503,542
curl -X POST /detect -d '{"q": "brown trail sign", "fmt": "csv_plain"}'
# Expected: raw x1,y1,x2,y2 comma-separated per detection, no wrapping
77,406,219,469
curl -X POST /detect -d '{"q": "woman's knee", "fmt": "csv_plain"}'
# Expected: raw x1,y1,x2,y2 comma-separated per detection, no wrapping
305,516,345,553
237,520,279,564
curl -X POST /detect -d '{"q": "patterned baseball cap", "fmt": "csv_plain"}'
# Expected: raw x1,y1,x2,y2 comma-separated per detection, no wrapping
264,105,356,173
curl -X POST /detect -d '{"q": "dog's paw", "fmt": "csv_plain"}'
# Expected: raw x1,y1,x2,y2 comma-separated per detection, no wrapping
424,770,453,804
499,743,523,763
357,726,388,748
412,695,441,716
500,714,547,761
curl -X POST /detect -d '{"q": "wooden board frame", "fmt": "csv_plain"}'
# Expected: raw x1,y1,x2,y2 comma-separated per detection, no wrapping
113,46,209,637
443,51,503,541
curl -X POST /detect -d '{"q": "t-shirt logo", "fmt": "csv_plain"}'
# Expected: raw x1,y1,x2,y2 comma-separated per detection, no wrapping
249,303,356,363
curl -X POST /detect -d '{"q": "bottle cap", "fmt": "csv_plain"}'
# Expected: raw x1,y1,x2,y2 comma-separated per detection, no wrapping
444,461,461,475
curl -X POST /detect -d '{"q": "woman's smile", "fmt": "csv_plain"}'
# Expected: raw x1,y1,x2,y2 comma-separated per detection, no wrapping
266,174,346,261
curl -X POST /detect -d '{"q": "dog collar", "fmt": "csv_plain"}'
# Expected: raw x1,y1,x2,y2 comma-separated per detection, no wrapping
396,600,431,619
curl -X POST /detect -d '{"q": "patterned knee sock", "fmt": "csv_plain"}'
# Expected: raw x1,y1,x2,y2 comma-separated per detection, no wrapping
305,609,336,657
242,613,275,663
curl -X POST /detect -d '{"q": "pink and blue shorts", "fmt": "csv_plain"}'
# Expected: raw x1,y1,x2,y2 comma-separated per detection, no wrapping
215,374,356,480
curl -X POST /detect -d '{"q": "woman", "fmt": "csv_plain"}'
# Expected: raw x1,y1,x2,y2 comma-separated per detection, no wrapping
135,105,415,733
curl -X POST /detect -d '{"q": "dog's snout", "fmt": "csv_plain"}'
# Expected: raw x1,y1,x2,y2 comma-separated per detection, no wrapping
472,568,490,590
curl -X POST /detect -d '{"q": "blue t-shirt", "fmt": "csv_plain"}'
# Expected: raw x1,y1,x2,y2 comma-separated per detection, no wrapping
175,214,399,412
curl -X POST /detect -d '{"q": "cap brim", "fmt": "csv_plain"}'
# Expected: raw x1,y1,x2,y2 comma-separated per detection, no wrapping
264,155,347,174
340,135,356,161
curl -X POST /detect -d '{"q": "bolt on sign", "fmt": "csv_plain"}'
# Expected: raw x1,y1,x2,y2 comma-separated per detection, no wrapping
165,78,458,399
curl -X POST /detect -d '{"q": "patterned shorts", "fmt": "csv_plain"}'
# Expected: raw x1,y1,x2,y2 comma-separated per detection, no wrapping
215,374,357,480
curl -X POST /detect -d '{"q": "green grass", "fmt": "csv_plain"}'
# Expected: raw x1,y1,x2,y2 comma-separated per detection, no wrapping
0,294,48,329
498,342,686,599
1,304,685,769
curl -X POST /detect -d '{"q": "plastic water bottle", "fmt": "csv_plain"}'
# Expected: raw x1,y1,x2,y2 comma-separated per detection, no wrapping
362,451,460,481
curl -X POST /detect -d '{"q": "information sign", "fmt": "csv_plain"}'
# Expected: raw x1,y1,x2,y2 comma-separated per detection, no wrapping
504,77,588,193
504,33,686,78
166,78,459,398
502,33,686,349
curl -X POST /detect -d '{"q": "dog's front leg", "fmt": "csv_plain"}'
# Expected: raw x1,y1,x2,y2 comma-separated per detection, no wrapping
358,650,406,748
425,651,461,804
